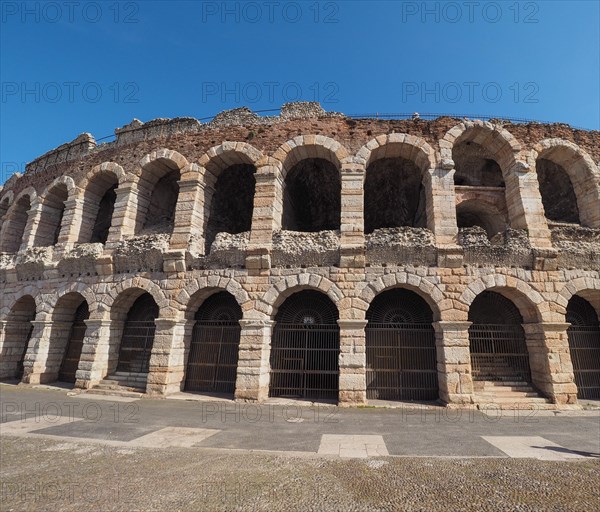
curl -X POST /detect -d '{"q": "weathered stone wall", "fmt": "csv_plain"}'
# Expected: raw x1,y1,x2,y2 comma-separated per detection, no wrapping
1,103,599,407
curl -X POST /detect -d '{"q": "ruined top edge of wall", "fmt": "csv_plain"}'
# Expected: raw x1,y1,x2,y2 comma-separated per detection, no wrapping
22,102,343,177
19,102,598,182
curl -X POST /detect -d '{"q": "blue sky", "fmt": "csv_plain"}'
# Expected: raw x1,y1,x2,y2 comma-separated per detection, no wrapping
1,0,599,184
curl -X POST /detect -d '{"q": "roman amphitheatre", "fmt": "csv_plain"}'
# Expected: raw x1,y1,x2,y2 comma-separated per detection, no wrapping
0,102,598,408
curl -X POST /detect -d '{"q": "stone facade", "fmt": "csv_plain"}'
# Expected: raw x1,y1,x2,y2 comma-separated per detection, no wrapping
1,103,599,407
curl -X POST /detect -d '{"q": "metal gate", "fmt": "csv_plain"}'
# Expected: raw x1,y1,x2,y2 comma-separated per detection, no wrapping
469,291,531,383
366,289,438,401
58,302,89,382
269,291,339,400
366,324,438,400
116,294,158,374
185,292,242,395
116,321,156,373
16,324,34,380
469,324,531,382
567,296,600,399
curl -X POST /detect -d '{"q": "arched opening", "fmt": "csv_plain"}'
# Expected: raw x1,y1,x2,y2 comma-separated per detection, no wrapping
204,164,256,253
136,160,181,235
364,157,427,233
566,295,600,399
282,158,341,232
115,293,159,375
269,290,340,401
1,194,31,253
456,200,507,240
35,183,68,246
453,141,505,187
0,196,10,234
80,172,118,244
44,294,90,384
366,289,438,401
469,291,531,384
185,291,242,396
1,296,36,380
537,158,580,224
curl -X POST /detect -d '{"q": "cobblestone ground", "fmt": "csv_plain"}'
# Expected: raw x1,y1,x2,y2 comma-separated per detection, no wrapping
1,436,598,512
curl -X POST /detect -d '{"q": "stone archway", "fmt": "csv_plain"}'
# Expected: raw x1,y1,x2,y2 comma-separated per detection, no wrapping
268,290,340,401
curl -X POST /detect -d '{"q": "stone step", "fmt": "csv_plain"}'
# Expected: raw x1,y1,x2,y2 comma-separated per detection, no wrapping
112,371,148,378
476,401,557,411
478,391,539,398
105,373,148,387
85,388,143,399
94,385,145,395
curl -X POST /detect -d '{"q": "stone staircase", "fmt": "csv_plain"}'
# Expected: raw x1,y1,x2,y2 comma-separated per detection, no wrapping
85,371,147,398
473,379,555,410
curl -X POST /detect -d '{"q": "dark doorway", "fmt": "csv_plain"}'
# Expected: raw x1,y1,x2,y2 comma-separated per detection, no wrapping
567,296,600,399
116,294,159,373
185,292,242,395
469,291,531,383
269,290,339,401
58,302,89,382
366,289,438,401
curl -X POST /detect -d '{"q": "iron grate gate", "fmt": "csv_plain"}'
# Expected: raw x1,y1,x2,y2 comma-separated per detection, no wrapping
185,321,241,394
58,323,87,383
16,324,34,380
567,325,600,399
59,303,89,383
366,323,438,401
116,321,156,374
269,323,339,401
469,324,531,382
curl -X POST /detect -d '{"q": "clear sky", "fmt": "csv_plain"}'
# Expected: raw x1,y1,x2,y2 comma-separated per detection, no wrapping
1,0,599,184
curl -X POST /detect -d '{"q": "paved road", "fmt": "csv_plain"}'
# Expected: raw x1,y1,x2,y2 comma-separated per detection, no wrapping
1,384,599,459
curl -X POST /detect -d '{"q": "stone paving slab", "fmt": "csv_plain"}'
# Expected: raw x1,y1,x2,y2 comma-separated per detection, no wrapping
481,436,589,461
318,434,389,458
0,415,82,435
132,427,219,448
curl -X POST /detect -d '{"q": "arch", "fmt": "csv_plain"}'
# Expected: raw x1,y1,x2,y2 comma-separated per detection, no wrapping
459,278,544,324
355,134,437,176
0,188,36,253
361,136,435,233
532,139,600,228
177,276,250,321
270,136,348,234
79,162,127,191
566,295,600,400
34,176,77,247
556,278,600,319
198,141,263,174
272,135,349,180
468,290,532,384
114,292,159,376
77,163,126,244
134,149,189,235
184,291,243,396
440,121,522,174
1,295,36,380
0,191,13,226
107,280,169,321
359,274,444,322
257,275,344,319
48,282,98,318
198,143,261,253
269,290,340,401
44,292,89,383
366,288,438,401
0,190,14,207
